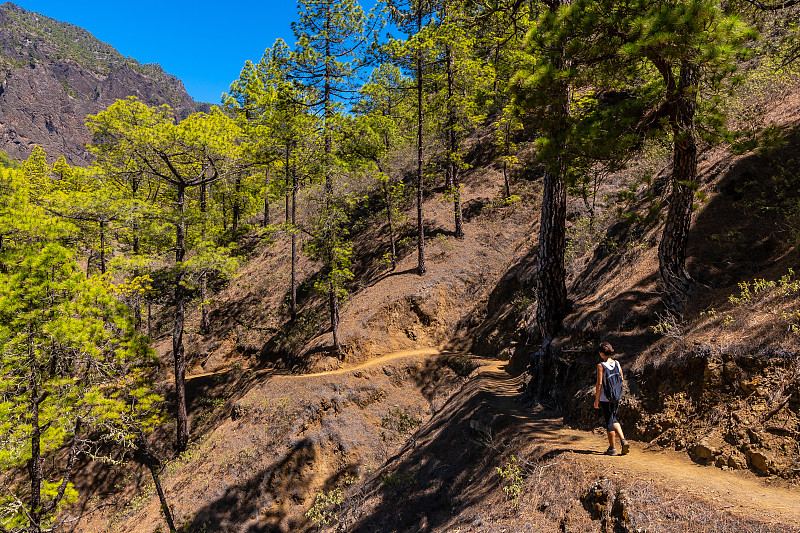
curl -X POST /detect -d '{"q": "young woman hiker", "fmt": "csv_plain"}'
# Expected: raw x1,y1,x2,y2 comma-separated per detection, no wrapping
593,341,629,456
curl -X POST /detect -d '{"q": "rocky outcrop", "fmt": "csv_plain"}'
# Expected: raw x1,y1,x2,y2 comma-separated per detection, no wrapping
0,2,207,165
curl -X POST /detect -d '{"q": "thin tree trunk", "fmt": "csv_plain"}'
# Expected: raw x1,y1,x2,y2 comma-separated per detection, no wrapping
199,183,210,334
416,9,426,275
148,299,152,338
232,177,241,235
173,183,189,453
329,280,341,356
324,8,333,200
453,172,464,239
291,167,298,318
222,193,227,232
99,220,106,274
285,145,291,225
135,435,176,533
28,328,42,533
263,167,270,227
503,160,511,198
493,43,500,96
446,43,464,239
133,233,142,332
44,418,82,518
150,465,176,532
659,60,699,314
200,273,210,335
0,234,6,273
384,181,397,270
503,121,512,198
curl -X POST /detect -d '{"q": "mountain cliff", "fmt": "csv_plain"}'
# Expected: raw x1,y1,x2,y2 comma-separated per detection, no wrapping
0,2,207,165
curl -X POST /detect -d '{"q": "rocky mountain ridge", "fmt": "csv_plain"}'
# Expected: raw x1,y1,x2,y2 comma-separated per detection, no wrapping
0,2,207,165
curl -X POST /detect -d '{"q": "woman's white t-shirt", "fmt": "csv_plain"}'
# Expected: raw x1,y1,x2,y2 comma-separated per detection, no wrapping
599,359,619,402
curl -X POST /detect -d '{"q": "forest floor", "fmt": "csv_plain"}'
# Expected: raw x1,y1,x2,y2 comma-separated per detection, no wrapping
186,352,800,529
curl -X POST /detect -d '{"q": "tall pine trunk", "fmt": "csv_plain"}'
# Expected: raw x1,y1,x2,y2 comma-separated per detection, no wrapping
28,329,42,533
263,167,270,227
531,0,570,401
535,167,568,344
659,60,699,314
173,183,189,452
446,43,464,239
415,9,426,275
291,166,298,318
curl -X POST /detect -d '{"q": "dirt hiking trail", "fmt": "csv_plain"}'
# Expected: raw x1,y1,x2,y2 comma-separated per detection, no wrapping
185,347,441,382
475,360,800,527
179,349,799,529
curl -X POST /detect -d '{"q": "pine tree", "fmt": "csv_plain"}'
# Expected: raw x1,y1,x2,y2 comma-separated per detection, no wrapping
387,0,438,275
431,0,491,238
87,98,242,452
523,0,753,314
495,104,523,199
0,243,159,533
512,0,572,378
354,63,414,269
290,0,376,353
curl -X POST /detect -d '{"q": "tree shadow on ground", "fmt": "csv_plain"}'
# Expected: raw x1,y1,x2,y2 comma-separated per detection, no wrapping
183,438,358,532
340,369,567,532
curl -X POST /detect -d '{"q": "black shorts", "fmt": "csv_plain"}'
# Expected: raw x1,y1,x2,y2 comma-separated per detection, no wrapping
600,401,619,431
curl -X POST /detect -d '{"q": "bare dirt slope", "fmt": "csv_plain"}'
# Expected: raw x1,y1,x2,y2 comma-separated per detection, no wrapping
76,350,482,532
78,352,800,532
336,362,800,533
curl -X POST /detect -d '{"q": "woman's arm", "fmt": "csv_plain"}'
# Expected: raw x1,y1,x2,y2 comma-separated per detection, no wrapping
594,363,602,409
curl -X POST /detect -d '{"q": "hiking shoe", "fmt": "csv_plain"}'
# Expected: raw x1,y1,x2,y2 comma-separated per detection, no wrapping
604,446,618,456
621,439,630,455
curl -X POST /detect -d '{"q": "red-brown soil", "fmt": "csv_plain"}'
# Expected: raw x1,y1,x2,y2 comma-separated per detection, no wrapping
338,363,800,533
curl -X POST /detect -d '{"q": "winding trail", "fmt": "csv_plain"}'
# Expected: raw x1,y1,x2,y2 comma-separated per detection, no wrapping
186,347,442,382
186,349,800,526
476,361,800,527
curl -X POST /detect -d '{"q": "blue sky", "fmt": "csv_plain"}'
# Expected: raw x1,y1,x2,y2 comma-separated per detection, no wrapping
13,1,378,104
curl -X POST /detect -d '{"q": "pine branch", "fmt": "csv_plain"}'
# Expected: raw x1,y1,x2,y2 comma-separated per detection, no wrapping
43,418,83,515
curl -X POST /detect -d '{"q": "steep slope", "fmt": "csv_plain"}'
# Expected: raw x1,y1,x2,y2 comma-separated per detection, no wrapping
59,71,800,533
0,2,205,165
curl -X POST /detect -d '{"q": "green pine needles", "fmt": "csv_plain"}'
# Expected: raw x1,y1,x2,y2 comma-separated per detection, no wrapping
0,243,160,532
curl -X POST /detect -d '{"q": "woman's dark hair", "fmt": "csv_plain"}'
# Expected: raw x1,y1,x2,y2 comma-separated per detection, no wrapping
599,341,614,355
